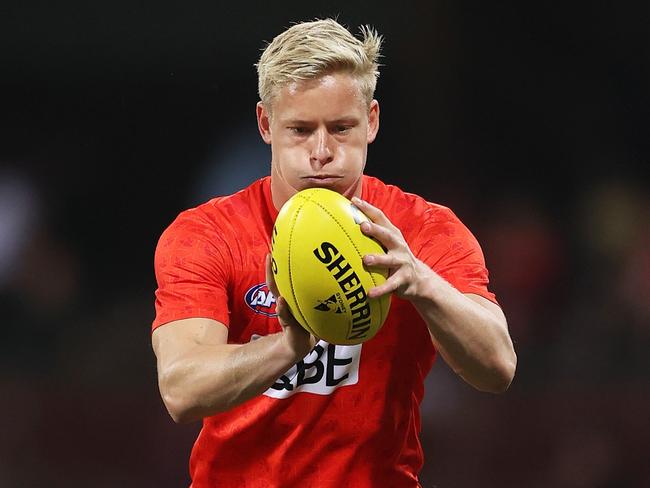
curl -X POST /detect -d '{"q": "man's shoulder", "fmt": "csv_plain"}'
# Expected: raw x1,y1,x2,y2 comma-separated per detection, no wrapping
192,177,268,217
158,178,270,244
363,175,458,224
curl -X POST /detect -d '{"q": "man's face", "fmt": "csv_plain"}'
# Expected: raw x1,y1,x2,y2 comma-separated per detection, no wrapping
257,72,379,209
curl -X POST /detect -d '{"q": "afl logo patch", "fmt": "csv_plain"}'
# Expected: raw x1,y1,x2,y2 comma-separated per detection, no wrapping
245,283,278,317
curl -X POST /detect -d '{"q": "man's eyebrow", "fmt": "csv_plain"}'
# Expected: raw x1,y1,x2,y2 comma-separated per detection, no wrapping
281,119,314,125
280,117,360,125
330,117,360,124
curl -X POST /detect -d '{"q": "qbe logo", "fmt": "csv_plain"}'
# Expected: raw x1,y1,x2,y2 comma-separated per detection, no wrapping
244,283,277,317
252,336,362,399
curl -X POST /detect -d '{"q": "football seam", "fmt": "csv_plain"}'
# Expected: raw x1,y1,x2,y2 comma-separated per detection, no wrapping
308,196,389,332
287,195,319,337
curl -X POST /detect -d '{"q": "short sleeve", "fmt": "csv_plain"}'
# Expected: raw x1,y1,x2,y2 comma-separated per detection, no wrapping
415,207,498,304
152,209,232,331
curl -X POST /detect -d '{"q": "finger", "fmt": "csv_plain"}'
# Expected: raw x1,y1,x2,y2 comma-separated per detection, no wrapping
362,253,402,268
276,296,301,328
352,197,394,229
368,276,401,299
265,254,280,299
360,220,399,250
275,296,291,327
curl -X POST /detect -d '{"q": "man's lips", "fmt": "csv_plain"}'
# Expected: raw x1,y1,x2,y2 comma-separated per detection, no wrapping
302,175,342,181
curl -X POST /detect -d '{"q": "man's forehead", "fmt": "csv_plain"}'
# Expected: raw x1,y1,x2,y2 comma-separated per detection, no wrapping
271,73,367,119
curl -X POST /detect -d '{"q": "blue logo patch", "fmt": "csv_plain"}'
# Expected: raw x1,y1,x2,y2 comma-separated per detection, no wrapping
245,283,278,317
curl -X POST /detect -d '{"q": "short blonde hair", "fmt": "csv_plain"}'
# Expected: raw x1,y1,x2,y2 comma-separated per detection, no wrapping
256,19,383,110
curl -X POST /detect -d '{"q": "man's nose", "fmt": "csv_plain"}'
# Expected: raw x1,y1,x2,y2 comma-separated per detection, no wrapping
310,128,334,165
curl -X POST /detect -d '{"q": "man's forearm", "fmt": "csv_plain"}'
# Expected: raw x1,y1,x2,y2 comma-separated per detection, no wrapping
158,333,298,423
410,267,516,393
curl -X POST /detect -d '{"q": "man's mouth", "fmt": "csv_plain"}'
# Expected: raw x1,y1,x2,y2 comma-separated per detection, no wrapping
302,175,342,183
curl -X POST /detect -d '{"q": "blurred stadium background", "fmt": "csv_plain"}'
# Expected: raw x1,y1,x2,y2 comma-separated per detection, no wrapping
1,2,648,486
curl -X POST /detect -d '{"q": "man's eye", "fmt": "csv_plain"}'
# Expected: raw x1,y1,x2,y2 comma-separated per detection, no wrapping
335,125,351,133
290,127,309,134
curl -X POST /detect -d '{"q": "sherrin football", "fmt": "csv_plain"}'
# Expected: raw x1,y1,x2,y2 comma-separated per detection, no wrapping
271,188,391,345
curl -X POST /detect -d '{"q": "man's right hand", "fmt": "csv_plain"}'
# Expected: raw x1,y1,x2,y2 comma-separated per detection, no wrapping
265,254,318,360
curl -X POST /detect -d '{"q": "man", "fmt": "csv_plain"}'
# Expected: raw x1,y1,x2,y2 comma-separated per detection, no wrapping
152,18,516,487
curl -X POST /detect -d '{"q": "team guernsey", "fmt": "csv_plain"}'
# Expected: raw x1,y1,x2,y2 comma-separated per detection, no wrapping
153,176,497,488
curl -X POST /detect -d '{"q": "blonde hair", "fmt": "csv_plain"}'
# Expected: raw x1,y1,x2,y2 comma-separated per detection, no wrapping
256,19,383,110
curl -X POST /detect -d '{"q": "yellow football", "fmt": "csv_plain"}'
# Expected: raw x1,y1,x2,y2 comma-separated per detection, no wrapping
271,188,391,345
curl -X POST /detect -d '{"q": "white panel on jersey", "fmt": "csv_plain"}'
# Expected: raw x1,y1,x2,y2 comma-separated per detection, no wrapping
251,336,362,399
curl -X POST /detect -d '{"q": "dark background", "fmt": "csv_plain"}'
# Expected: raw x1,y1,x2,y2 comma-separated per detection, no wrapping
1,2,648,487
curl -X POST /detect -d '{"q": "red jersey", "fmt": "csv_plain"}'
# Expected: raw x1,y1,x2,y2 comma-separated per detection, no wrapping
153,176,496,488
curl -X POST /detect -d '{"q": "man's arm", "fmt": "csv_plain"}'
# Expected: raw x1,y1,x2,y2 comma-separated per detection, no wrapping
152,256,315,423
352,197,517,393
411,284,515,393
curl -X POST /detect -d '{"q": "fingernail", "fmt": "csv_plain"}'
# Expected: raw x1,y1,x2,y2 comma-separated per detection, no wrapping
360,222,370,232
363,255,374,264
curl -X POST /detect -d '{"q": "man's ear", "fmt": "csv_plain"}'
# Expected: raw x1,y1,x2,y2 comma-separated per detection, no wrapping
367,99,380,144
256,102,272,144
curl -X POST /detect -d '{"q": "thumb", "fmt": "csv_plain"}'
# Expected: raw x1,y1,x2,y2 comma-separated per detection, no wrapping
265,254,281,299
